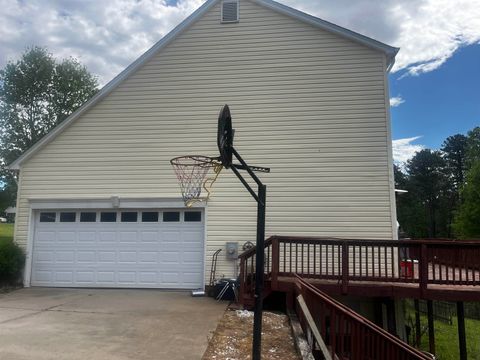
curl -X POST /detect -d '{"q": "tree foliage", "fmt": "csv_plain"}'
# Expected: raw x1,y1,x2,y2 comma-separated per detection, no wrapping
451,127,480,238
0,47,98,209
466,126,480,166
453,161,480,238
396,125,480,239
441,134,468,191
397,150,448,238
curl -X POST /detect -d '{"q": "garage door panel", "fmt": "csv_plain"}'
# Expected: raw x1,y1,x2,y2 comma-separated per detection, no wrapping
55,271,74,283
98,251,116,263
98,271,115,283
99,231,116,242
183,231,204,242
118,272,136,284
76,271,95,283
139,252,158,263
118,231,138,243
78,231,96,242
36,231,56,243
35,251,54,263
118,251,137,263
163,231,181,242
183,251,203,263
57,231,76,242
140,231,159,242
31,209,205,289
77,251,96,263
183,272,203,284
139,272,158,284
33,271,52,283
162,272,180,284
55,251,75,263
162,251,180,263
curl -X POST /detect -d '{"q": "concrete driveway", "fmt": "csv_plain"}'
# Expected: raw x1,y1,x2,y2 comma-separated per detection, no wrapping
0,288,226,360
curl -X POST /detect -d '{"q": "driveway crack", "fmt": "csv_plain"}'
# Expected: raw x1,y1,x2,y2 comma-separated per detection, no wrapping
0,295,95,324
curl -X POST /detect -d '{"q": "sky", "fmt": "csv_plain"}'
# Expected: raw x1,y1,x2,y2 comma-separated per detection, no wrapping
0,0,479,165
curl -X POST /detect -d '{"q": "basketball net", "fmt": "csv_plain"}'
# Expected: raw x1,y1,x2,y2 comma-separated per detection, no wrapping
170,156,223,207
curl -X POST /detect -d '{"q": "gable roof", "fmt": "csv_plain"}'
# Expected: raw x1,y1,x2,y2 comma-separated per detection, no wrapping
8,0,399,170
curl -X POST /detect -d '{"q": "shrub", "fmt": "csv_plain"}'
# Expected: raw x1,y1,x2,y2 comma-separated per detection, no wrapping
0,240,25,285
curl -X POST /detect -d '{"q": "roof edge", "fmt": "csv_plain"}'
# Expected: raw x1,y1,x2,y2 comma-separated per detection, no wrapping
7,0,219,170
252,0,399,67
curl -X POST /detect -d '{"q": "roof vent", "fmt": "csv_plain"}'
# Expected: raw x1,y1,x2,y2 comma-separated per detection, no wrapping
221,0,239,23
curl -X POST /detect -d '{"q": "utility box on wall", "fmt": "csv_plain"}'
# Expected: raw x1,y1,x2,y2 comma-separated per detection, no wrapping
226,242,238,260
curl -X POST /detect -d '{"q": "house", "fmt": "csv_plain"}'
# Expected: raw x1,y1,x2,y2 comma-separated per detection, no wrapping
9,0,398,292
3,206,16,223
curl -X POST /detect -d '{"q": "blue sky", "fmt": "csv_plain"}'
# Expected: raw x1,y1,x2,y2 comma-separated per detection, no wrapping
390,44,480,151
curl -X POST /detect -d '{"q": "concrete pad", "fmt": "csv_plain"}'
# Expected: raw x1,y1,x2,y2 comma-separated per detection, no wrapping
0,288,226,360
0,308,38,323
0,287,85,311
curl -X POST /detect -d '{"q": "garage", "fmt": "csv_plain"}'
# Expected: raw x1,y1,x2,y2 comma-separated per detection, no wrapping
30,208,205,289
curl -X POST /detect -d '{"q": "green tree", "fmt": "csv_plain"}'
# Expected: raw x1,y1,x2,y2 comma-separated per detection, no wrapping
466,126,480,168
453,161,480,238
441,134,468,190
394,165,426,238
0,47,98,206
406,149,448,238
440,134,468,236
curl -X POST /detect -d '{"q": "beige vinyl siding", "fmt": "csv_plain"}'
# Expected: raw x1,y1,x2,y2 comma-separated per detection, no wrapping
14,0,394,282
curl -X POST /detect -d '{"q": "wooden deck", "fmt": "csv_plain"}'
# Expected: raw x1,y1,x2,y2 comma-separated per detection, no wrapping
239,236,480,306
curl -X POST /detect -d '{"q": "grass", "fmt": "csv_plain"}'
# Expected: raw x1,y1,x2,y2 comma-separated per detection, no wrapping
0,223,14,243
405,301,480,360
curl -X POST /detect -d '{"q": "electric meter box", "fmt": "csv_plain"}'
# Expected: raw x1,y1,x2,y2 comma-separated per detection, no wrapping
226,242,238,260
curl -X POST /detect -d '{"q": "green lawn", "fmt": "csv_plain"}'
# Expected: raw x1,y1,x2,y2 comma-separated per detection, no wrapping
0,223,14,243
405,302,480,360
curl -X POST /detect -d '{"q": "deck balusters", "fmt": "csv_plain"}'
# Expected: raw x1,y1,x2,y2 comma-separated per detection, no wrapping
238,236,480,305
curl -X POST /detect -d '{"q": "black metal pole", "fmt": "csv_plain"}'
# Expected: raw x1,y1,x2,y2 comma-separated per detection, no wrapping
457,301,467,360
252,184,266,360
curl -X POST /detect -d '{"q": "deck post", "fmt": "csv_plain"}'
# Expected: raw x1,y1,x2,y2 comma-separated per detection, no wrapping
271,237,279,290
341,242,348,294
427,300,435,355
414,299,421,347
420,244,428,297
457,301,467,360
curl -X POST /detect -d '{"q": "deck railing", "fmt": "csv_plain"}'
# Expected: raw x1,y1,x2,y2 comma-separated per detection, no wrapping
238,237,273,302
294,275,432,360
238,236,480,301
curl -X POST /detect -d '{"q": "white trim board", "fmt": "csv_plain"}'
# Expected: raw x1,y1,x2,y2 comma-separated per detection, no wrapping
382,56,399,240
8,0,399,170
28,197,205,210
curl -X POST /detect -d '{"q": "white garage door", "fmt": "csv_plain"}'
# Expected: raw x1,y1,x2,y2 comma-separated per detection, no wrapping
31,209,204,289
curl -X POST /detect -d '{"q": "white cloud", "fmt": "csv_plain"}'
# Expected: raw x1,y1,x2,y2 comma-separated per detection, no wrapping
392,136,425,165
0,0,479,83
390,96,405,108
281,0,480,77
0,0,203,84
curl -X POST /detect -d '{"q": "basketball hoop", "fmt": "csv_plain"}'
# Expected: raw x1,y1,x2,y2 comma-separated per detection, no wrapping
170,105,270,360
170,155,223,207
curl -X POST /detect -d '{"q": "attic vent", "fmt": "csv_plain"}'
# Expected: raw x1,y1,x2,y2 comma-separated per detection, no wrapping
221,0,239,23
